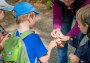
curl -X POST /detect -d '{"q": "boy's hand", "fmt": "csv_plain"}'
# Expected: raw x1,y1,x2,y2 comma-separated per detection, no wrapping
57,42,66,48
0,34,10,47
49,40,58,48
55,36,70,48
0,34,10,52
55,38,65,48
69,53,79,63
50,39,65,48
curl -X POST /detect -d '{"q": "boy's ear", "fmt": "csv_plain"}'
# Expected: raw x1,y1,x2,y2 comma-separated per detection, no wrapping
27,14,30,19
26,15,30,23
26,14,32,23
27,14,32,20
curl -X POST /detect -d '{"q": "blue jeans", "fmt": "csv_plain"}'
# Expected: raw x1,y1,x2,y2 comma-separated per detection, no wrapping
57,16,73,63
57,16,84,63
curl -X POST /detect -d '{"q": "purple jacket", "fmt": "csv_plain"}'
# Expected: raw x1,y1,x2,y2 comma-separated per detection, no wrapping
52,0,90,37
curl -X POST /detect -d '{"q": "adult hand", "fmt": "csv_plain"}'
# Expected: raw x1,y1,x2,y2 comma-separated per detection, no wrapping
59,35,70,42
51,28,64,38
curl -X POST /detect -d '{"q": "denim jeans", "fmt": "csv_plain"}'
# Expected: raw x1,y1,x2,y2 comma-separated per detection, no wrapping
57,16,73,63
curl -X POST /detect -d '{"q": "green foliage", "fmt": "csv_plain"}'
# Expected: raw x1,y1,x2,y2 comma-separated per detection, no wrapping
7,0,52,10
46,0,52,10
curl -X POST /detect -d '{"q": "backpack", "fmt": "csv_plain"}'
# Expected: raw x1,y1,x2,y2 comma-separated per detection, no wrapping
2,31,33,63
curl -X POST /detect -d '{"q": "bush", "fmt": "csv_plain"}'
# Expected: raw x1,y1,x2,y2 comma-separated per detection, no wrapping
46,0,52,10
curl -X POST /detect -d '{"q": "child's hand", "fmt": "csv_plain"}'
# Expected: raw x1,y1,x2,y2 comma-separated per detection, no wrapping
0,34,10,47
50,39,65,48
69,53,79,63
0,34,10,52
49,40,58,49
55,38,65,48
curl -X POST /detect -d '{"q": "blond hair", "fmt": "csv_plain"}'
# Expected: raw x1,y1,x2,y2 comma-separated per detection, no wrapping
16,12,35,24
76,4,90,26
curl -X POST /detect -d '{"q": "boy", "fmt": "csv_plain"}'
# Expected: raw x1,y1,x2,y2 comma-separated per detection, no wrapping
69,4,90,63
0,1,14,63
12,2,57,63
0,0,14,51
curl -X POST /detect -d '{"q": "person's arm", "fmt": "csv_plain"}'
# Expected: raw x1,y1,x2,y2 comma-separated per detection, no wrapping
66,0,90,37
55,0,90,46
0,34,9,52
67,21,81,37
0,34,9,47
51,0,63,38
32,34,57,63
58,21,81,44
39,40,57,63
52,0,63,29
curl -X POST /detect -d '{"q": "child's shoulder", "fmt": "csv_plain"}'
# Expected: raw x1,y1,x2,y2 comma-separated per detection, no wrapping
26,33,43,44
15,31,41,40
27,33,40,39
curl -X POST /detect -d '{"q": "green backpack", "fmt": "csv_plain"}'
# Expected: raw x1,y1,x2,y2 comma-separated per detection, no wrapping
2,31,33,63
